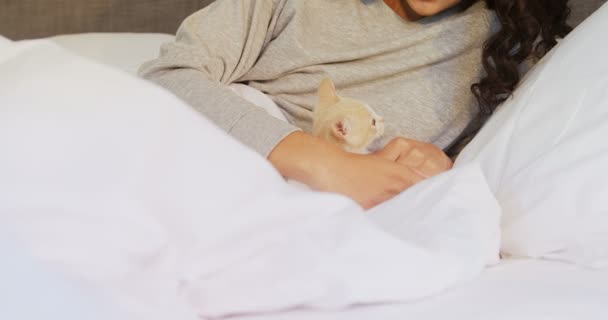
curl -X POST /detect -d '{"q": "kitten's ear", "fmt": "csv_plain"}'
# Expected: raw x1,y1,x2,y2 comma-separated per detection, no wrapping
332,118,350,142
318,77,340,108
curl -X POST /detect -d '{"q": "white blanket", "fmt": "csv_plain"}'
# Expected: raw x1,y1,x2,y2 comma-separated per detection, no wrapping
0,38,500,319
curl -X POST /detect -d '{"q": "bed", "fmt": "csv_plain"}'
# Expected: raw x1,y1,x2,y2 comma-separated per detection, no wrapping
240,260,608,320
1,1,608,320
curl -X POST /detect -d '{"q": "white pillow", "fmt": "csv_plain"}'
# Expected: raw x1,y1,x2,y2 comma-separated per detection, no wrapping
456,3,608,267
0,36,10,47
46,33,174,75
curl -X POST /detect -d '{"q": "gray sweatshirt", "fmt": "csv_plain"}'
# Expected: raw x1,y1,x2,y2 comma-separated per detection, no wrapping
139,0,496,157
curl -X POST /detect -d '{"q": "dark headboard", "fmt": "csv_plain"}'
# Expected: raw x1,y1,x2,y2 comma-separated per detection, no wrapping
569,0,606,27
0,0,215,40
0,0,605,40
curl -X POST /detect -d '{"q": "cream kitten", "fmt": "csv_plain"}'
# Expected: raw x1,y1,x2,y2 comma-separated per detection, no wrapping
312,78,384,154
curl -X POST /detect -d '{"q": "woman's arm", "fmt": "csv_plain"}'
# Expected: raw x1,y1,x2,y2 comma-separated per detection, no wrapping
139,0,299,157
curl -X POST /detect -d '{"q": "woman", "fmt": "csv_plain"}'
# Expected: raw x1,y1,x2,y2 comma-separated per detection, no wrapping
140,0,570,208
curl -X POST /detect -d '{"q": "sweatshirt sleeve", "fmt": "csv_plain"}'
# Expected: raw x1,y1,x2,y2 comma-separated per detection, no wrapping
138,0,300,157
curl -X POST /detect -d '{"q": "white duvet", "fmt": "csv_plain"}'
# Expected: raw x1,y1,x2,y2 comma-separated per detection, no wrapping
2,3,608,318
0,38,499,319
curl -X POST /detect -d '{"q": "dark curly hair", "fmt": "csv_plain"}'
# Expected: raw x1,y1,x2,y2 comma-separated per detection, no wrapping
448,0,572,157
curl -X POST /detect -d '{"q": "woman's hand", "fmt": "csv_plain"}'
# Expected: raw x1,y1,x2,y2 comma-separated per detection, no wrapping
375,137,453,178
269,132,442,209
313,151,428,209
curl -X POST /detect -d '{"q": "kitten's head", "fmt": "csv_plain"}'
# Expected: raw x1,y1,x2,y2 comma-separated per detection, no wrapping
312,77,384,154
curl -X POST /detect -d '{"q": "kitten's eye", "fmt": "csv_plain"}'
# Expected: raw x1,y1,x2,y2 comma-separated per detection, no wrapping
372,119,376,126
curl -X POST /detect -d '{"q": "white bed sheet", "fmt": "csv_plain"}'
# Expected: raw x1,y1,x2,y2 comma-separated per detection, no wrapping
238,259,608,320
47,33,174,75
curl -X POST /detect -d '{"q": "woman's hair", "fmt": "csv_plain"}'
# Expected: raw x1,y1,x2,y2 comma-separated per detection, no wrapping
472,0,571,114
448,0,572,157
